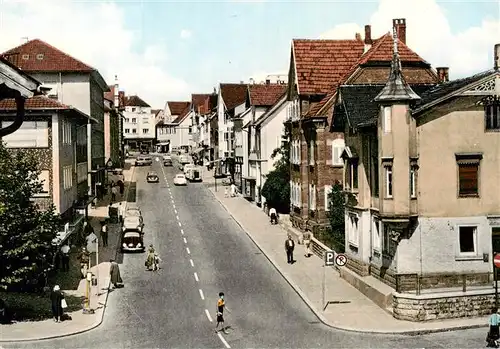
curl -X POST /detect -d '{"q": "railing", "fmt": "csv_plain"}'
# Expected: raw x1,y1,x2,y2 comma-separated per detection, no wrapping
395,272,495,295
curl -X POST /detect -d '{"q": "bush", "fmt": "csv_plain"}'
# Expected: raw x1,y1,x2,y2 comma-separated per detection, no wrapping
0,291,84,322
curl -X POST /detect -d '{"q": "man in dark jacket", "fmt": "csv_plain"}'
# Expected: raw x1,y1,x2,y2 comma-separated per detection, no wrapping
50,285,64,322
285,234,295,264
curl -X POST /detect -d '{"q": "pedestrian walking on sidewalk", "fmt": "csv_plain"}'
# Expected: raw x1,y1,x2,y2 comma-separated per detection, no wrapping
109,259,123,289
77,247,90,278
60,243,70,271
269,207,278,225
118,202,125,224
285,234,295,264
50,285,63,323
215,292,226,333
111,185,118,202
303,229,312,258
118,180,124,195
100,221,108,247
487,307,500,347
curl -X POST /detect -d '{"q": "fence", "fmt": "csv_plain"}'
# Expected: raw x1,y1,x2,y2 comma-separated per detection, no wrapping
395,272,495,294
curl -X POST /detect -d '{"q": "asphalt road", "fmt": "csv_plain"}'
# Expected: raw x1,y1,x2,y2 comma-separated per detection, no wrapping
3,156,490,348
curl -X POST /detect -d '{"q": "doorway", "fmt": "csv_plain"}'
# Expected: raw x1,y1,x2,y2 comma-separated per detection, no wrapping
492,227,500,254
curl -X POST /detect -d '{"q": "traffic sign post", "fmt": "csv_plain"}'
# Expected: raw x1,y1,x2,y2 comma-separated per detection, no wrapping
323,251,335,311
494,254,500,307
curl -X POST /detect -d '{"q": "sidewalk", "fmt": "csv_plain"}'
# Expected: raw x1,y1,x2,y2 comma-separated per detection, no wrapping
202,169,488,335
1,163,136,343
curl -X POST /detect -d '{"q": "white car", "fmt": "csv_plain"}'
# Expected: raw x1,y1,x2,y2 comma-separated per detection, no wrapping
183,164,194,174
173,174,187,186
122,216,144,233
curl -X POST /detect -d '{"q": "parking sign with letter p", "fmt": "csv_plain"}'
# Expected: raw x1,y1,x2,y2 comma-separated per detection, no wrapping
324,251,335,266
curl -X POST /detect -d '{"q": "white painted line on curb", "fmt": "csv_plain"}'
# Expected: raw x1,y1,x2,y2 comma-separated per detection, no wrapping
218,333,231,348
186,247,191,254
183,237,187,244
205,309,213,322
178,221,182,227
176,215,179,220
194,272,199,282
199,289,205,300
190,259,194,267
181,229,184,235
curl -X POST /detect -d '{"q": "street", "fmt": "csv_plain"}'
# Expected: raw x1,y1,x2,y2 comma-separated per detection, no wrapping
2,158,491,348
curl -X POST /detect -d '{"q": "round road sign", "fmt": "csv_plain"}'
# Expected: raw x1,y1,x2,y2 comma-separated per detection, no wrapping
335,253,348,267
494,254,500,268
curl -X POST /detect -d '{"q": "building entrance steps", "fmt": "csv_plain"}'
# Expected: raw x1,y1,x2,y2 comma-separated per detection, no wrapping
201,168,488,334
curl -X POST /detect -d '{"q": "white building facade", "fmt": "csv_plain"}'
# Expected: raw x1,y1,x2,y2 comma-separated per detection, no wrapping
122,95,156,153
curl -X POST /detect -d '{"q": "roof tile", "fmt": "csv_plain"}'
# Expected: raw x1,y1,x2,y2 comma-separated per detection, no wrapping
168,101,191,115
248,84,286,106
125,95,151,108
0,95,70,110
220,83,247,110
2,39,94,72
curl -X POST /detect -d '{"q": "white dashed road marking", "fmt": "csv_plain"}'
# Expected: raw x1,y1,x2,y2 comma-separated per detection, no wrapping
190,259,194,267
174,209,178,214
176,215,180,220
194,272,199,282
199,289,205,300
181,229,184,235
183,237,187,244
186,247,191,254
178,221,182,227
218,333,231,348
205,309,213,322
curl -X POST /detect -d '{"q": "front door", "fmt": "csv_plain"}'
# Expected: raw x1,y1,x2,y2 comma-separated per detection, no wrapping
492,227,500,254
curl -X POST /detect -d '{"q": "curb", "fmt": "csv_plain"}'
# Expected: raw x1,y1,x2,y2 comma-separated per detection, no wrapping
0,168,137,343
205,183,489,336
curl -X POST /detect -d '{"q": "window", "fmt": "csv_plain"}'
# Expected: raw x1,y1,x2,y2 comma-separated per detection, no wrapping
309,139,315,165
348,214,359,245
410,167,417,198
132,118,137,123
142,118,149,124
224,132,229,141
372,156,379,197
332,139,345,166
383,106,392,133
456,154,481,197
125,128,130,134
142,129,149,134
458,226,477,255
189,126,192,134
345,160,358,190
63,166,73,190
125,118,130,123
36,53,44,60
382,224,396,256
1,121,49,148
309,184,316,211
132,128,137,134
372,218,381,252
33,170,50,197
62,119,72,144
131,108,136,112
77,162,87,183
485,101,500,130
385,166,393,198
22,54,29,60
324,185,332,211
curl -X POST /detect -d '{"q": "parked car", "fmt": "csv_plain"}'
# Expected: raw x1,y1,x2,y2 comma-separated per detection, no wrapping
183,163,195,174
147,171,159,183
173,174,187,186
122,216,144,233
135,155,153,166
163,155,172,161
163,158,172,166
125,209,144,225
179,155,190,164
121,230,145,252
185,166,202,182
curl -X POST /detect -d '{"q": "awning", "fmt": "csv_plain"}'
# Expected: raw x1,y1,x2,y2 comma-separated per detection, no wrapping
242,176,256,181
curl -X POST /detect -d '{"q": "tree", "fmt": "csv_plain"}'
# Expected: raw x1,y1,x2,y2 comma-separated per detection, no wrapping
0,142,61,291
326,182,346,251
261,126,290,213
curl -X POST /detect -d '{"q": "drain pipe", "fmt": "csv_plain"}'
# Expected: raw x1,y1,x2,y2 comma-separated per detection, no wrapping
0,96,25,137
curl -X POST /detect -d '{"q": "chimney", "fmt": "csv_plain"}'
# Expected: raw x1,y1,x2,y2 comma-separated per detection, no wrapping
355,32,362,42
392,18,406,44
21,37,28,44
265,79,270,85
240,80,244,84
364,25,372,53
436,67,449,83
114,75,119,108
249,78,255,84
495,43,500,70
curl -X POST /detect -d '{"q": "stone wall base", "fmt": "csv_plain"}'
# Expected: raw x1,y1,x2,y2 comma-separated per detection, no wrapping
393,291,495,321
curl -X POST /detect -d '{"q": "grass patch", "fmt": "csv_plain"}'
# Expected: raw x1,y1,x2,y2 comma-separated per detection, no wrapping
1,291,84,322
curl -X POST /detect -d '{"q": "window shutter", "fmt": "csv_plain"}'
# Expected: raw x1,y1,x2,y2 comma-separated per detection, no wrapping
459,164,478,194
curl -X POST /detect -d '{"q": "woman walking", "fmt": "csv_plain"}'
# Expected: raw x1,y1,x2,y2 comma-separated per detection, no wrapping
50,285,64,323
145,245,155,271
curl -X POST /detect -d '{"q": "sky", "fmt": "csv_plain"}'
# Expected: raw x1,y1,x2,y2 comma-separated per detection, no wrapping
0,0,498,109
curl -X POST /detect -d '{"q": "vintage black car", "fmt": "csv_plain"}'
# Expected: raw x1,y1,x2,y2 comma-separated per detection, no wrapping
147,171,159,183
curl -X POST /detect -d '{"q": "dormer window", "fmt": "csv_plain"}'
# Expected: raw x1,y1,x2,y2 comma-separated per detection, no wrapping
485,96,500,131
22,54,29,60
36,54,44,60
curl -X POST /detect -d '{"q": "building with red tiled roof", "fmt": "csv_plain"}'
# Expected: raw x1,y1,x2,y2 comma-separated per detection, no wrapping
247,83,286,107
286,18,440,235
0,95,95,215
122,94,157,153
156,100,193,153
1,38,110,200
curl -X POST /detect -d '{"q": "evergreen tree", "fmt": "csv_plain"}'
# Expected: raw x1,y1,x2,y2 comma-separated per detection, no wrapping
0,142,61,291
261,126,290,213
326,182,346,251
